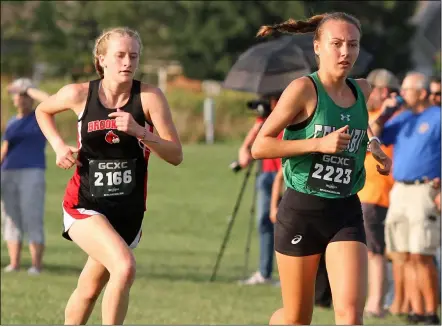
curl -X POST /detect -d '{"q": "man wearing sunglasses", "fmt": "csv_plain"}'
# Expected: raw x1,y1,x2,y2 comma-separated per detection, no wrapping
429,77,441,107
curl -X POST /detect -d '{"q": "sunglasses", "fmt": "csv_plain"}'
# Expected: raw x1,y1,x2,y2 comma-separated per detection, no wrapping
430,91,441,96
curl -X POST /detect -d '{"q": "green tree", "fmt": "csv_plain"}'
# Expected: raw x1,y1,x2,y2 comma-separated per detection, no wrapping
49,1,100,80
1,1,38,76
92,1,176,62
165,1,306,80
1,1,307,80
41,1,179,79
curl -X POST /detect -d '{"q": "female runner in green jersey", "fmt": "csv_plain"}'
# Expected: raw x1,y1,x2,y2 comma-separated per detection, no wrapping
252,12,391,325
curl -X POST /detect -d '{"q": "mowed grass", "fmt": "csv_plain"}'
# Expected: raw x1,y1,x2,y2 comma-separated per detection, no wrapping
1,143,407,325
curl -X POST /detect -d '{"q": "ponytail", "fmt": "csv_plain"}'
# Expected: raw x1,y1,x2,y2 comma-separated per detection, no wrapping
257,15,325,38
257,12,361,41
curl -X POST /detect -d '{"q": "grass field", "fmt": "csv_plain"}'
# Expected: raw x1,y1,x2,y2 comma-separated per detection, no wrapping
1,143,409,325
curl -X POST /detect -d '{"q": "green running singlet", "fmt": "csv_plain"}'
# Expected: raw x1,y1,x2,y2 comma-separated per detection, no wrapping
282,71,369,198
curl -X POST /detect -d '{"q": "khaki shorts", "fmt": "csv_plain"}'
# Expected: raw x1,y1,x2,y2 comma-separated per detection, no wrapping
385,182,440,256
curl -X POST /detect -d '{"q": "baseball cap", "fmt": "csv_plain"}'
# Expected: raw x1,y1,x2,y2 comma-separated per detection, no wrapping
366,69,400,90
8,78,35,94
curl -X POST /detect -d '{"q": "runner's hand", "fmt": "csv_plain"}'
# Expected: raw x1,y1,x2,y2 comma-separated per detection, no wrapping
369,140,391,176
239,147,253,168
270,205,278,224
318,125,351,154
108,108,143,138
54,143,81,170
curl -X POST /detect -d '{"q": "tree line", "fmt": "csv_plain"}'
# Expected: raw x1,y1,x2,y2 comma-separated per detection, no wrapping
1,1,419,81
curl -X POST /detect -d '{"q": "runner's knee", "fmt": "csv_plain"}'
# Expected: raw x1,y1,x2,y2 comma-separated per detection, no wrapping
389,252,408,264
334,303,363,325
281,312,312,325
77,273,109,302
110,252,136,287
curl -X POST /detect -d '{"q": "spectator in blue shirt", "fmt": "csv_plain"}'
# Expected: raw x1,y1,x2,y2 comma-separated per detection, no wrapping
429,76,441,305
1,78,50,275
372,72,441,325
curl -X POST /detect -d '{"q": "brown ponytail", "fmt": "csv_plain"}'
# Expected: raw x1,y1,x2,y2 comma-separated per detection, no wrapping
257,15,325,38
257,12,361,41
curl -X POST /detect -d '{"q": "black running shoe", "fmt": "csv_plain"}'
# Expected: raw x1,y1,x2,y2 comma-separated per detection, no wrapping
407,314,427,324
423,314,440,325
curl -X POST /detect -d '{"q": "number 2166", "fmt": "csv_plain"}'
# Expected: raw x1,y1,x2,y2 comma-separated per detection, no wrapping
94,170,132,186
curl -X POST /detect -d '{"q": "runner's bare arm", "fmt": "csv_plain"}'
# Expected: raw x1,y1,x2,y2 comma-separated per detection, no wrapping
355,79,378,140
251,77,321,159
138,84,183,166
355,78,376,139
26,87,51,103
35,83,88,151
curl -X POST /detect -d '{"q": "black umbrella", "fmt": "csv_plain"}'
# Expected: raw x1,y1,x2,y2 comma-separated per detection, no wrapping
223,36,311,95
276,34,373,77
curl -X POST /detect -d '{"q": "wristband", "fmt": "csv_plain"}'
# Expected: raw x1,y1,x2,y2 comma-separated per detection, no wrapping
137,125,148,141
137,126,147,150
368,136,381,146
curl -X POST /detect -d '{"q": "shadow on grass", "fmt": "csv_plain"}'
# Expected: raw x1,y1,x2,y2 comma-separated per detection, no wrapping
1,246,251,283
136,263,264,286
40,262,83,275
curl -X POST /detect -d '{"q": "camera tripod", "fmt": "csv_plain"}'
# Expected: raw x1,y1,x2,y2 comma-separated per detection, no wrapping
210,160,261,282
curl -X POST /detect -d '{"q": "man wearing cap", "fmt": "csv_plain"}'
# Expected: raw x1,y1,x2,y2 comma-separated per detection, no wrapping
360,69,399,318
1,78,50,275
372,71,441,324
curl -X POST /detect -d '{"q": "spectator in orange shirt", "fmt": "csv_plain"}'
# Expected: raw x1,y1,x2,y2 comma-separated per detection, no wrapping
359,69,399,317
